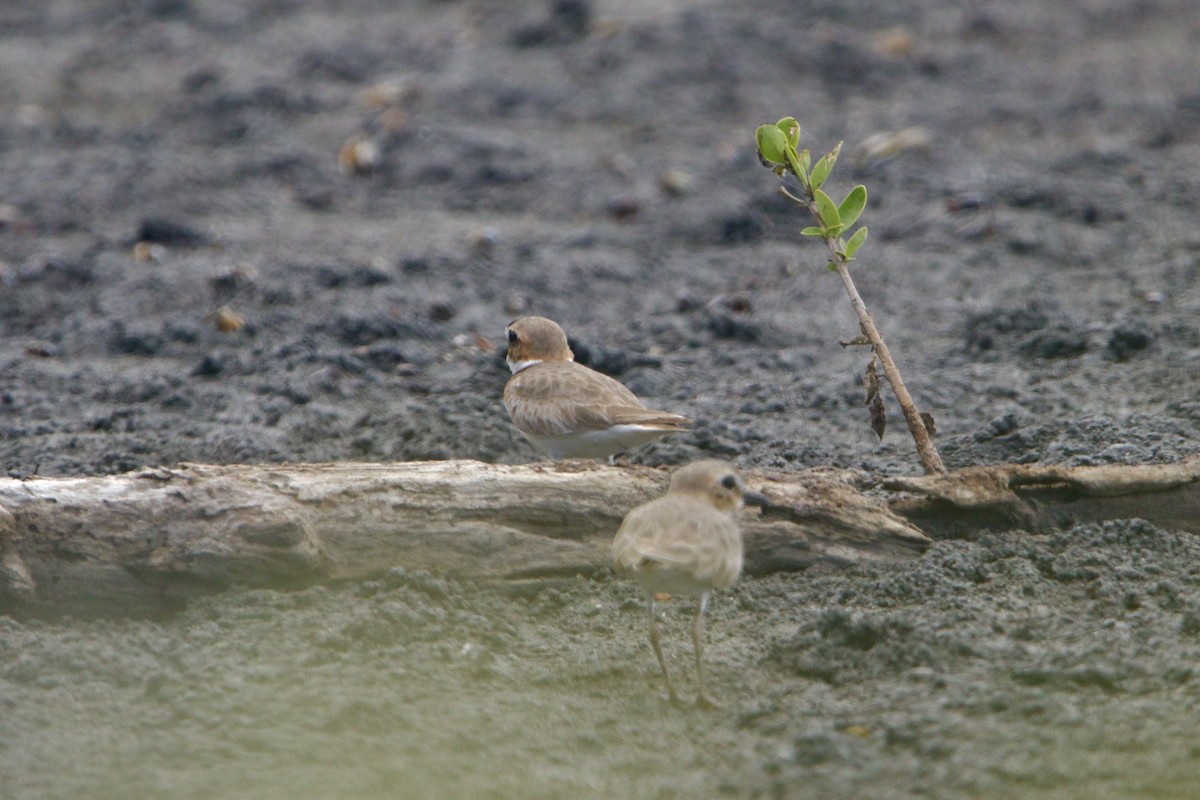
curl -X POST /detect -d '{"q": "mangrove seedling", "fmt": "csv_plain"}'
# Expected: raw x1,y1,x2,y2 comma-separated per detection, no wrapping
756,117,945,475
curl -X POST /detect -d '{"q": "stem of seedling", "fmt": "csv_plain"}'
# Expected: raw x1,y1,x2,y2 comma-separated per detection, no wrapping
758,118,946,475
828,244,945,475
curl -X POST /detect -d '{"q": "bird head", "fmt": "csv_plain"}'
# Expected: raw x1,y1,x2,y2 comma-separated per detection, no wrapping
505,316,574,374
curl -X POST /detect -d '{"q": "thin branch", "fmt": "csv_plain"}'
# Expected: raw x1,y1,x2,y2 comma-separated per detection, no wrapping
792,191,946,475
830,257,946,475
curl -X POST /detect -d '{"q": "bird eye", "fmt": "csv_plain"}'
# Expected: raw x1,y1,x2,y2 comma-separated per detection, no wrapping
507,329,519,344
720,475,738,491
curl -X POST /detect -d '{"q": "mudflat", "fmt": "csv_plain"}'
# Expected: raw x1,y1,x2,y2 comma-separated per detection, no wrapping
2,1,1199,797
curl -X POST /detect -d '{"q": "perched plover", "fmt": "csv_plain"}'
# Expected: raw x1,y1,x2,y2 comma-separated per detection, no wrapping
503,316,691,460
611,459,768,709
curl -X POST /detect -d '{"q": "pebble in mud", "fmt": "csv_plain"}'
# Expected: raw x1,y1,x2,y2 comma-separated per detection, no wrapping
136,217,211,247
1106,322,1155,361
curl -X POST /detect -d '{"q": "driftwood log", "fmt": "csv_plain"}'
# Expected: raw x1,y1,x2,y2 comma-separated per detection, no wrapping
886,457,1200,536
1,457,1197,616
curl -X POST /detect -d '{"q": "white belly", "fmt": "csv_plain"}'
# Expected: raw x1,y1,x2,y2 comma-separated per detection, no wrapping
523,424,672,459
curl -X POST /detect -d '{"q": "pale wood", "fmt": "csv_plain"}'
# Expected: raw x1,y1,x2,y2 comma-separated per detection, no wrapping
0,460,928,615
885,456,1200,535
3,457,1197,616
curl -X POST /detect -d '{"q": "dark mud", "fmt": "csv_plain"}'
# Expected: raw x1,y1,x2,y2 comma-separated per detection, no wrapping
3,0,1200,797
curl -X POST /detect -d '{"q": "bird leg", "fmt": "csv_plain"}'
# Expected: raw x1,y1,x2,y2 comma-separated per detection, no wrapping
646,595,681,704
692,592,722,710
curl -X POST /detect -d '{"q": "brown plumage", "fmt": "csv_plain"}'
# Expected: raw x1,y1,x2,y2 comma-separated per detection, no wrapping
612,460,767,709
503,317,691,459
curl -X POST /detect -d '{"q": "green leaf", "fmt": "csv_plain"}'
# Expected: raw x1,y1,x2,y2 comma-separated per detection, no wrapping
784,146,805,182
838,185,867,229
809,156,832,190
845,226,868,258
775,117,800,149
813,189,841,229
800,149,812,172
826,260,838,272
756,125,787,164
800,226,824,237
809,141,843,190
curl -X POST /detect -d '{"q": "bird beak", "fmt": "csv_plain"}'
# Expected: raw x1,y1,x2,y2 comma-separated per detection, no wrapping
743,490,771,509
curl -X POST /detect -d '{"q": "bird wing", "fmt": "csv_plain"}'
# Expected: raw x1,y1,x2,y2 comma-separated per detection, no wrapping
611,497,743,589
505,362,690,436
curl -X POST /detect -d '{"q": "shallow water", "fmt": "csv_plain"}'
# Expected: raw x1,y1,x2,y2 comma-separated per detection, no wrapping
4,523,1200,799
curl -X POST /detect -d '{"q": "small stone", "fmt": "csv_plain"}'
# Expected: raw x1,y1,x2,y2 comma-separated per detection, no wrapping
469,226,502,252
1106,323,1154,361
429,300,456,322
504,292,529,315
719,292,753,314
192,354,225,377
606,194,640,221
132,241,166,264
339,135,380,175
659,169,694,196
138,217,210,247
211,306,245,333
872,26,914,57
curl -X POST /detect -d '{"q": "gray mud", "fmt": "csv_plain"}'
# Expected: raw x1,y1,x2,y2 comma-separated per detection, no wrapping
3,0,1200,797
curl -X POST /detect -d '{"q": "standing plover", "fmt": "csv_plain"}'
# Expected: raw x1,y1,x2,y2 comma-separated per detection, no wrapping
611,459,768,708
503,316,691,460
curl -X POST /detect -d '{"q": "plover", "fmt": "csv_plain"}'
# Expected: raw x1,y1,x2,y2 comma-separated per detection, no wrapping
611,459,768,708
503,316,691,460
